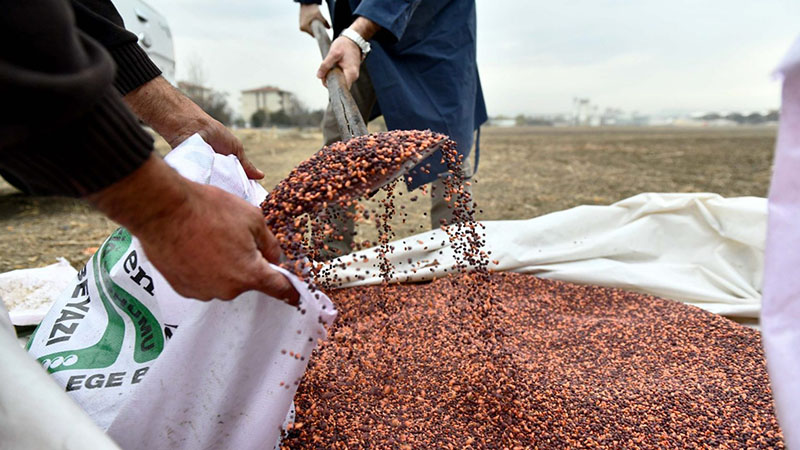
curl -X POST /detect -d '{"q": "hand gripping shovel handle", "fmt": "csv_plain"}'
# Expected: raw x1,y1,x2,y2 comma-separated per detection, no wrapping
307,20,443,195
310,20,369,140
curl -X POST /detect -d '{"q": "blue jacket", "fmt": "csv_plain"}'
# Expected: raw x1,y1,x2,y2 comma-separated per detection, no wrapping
298,0,488,189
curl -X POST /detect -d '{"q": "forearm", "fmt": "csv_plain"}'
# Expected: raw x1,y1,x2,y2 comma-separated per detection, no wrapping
87,155,188,236
124,76,207,147
349,16,380,41
123,76,263,178
87,153,298,303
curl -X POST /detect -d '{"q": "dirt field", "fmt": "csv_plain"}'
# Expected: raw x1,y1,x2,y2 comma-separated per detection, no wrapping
0,126,776,273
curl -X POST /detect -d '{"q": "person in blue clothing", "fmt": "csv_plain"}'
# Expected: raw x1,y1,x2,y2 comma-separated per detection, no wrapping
296,0,488,257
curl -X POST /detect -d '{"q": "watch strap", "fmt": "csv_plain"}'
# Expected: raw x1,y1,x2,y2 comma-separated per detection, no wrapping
341,28,371,60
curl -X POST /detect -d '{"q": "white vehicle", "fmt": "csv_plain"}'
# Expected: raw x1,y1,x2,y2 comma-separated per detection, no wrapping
112,0,176,83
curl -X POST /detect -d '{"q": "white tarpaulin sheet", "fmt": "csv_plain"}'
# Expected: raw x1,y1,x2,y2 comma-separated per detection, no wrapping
0,258,76,326
327,193,766,319
762,35,800,447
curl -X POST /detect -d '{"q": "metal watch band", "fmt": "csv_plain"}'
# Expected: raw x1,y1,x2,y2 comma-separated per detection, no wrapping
341,28,371,59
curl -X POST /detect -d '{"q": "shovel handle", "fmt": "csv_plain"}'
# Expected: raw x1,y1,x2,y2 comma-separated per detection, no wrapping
311,20,369,140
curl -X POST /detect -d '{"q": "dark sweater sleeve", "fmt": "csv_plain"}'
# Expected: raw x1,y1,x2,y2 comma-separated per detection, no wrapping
71,0,161,95
0,0,153,197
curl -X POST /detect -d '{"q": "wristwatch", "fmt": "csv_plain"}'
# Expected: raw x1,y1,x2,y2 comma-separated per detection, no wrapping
341,28,371,60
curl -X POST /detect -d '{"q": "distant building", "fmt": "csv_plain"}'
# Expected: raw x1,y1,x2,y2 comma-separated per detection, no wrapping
240,86,300,125
600,107,650,126
572,98,600,126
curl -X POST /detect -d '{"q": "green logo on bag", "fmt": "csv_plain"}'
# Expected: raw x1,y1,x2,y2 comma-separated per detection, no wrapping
98,229,165,363
33,228,165,373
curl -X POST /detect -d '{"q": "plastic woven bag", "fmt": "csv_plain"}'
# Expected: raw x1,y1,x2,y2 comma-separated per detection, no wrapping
26,135,336,449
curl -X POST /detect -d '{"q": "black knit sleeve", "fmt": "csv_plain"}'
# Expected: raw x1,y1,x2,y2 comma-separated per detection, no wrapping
71,0,161,95
0,0,153,197
107,42,163,94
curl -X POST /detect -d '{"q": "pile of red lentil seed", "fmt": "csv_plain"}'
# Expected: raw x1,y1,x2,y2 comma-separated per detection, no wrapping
260,128,780,447
282,273,784,448
261,129,489,287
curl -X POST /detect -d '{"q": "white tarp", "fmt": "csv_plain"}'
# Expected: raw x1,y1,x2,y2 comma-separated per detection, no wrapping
762,35,800,448
327,193,766,319
0,258,76,326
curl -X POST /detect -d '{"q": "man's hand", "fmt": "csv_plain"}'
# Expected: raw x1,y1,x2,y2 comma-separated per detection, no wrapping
316,17,380,89
299,3,329,37
88,155,298,304
317,36,362,89
138,182,297,303
124,76,264,180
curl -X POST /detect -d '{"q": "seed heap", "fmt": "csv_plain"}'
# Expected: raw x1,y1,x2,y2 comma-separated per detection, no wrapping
282,273,784,448
261,129,488,286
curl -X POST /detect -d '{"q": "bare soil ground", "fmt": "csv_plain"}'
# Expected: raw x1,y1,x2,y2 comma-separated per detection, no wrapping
0,126,776,273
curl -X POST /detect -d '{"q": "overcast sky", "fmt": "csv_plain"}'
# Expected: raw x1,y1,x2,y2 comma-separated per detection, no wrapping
145,0,799,117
